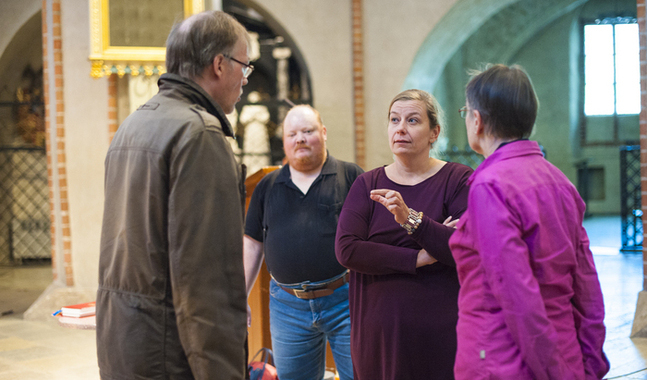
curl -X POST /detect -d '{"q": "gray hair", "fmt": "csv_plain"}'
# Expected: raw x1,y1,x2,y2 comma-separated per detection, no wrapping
165,11,248,79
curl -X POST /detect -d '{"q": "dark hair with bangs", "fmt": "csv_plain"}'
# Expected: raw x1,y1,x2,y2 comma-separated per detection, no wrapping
165,11,248,80
465,64,539,139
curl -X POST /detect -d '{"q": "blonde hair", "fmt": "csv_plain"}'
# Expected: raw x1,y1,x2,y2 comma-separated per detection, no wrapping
388,89,444,130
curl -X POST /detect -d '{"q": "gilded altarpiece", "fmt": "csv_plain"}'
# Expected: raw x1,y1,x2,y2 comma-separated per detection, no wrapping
89,0,204,78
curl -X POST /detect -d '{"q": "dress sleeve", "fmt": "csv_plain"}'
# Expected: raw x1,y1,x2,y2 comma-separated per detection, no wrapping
168,127,246,378
467,182,569,380
335,173,419,275
572,226,610,379
409,165,471,266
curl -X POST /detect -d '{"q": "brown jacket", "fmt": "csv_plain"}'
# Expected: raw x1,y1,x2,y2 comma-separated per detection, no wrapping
97,74,247,380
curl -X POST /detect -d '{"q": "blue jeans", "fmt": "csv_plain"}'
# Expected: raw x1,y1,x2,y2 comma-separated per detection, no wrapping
269,278,353,380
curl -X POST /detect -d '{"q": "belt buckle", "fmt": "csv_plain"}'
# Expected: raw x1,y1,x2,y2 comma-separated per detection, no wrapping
293,288,310,299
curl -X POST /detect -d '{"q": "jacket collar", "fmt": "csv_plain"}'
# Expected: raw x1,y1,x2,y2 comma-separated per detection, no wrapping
468,140,543,186
158,73,234,137
275,151,336,184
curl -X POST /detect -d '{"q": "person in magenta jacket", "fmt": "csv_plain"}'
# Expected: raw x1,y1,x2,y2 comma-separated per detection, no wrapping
449,64,609,380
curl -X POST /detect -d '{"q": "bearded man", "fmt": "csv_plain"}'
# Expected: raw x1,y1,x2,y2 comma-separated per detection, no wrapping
244,105,363,380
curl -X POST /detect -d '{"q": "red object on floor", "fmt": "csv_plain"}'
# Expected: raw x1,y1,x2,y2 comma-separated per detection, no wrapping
248,360,278,380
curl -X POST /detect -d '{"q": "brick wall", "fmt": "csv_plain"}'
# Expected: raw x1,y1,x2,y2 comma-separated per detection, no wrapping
43,0,73,286
108,74,118,142
352,0,365,169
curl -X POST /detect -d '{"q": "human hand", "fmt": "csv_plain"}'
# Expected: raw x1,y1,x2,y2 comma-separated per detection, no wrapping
416,249,438,268
247,304,252,327
443,216,459,229
370,189,409,224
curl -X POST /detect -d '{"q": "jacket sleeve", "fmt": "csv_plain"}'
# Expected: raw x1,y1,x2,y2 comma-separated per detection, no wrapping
467,182,569,380
167,126,247,379
335,174,419,275
572,226,610,379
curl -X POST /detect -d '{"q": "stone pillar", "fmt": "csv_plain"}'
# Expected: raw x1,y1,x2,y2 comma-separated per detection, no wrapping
241,104,271,175
273,47,291,122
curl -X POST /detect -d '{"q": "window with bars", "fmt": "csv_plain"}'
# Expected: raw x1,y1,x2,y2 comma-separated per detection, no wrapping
584,18,640,117
581,17,640,145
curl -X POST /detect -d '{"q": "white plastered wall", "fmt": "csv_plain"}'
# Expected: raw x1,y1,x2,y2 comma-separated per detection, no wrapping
252,0,355,163
61,0,109,289
363,0,459,168
252,0,460,169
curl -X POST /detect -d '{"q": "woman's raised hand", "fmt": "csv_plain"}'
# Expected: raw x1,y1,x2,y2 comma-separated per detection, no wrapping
370,189,409,224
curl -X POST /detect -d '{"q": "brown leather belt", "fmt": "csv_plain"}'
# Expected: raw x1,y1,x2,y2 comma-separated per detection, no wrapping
279,272,350,300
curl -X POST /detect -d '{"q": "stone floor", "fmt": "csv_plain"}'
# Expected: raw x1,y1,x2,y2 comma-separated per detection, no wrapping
0,215,644,379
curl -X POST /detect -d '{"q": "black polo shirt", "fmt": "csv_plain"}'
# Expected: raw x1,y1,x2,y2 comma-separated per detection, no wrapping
245,154,363,284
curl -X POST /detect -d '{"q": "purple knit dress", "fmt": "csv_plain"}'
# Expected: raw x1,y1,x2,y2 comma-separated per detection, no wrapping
335,163,472,380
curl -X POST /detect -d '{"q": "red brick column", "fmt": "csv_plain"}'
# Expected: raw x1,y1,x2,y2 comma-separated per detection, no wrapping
352,0,365,169
43,0,73,286
108,74,118,142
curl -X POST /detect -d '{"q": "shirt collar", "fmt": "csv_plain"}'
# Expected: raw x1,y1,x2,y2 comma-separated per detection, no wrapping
467,140,543,186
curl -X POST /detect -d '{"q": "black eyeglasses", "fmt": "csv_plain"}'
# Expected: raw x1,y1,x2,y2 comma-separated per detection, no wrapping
459,106,468,119
224,55,254,78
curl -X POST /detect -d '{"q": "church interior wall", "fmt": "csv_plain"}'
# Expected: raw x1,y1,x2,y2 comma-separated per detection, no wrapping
0,0,41,65
430,0,637,215
251,0,356,163
514,10,577,183
362,0,460,168
60,0,109,288
0,12,43,145
0,0,637,296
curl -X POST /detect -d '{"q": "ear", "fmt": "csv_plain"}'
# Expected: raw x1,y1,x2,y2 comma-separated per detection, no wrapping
429,125,440,145
211,54,226,79
322,125,328,142
472,110,485,136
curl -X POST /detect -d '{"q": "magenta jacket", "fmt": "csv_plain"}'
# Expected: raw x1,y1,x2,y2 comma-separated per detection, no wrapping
449,140,609,380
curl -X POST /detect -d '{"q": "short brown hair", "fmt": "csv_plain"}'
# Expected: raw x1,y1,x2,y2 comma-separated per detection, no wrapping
166,11,248,79
466,64,539,139
388,89,444,130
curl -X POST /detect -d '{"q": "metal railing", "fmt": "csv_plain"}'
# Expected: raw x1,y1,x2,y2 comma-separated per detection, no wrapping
620,145,642,252
436,145,484,169
0,146,50,264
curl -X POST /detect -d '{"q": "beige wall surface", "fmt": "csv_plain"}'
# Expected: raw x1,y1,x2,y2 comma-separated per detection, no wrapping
61,0,109,288
251,0,464,169
252,0,355,163
363,0,460,169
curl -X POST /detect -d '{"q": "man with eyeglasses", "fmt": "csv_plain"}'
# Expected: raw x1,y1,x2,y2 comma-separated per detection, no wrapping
97,11,251,380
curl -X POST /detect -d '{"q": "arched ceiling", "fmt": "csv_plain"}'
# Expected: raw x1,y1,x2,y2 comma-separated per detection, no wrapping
402,0,589,93
0,0,41,63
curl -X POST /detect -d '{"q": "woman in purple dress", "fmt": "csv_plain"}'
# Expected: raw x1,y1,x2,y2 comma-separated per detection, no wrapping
335,89,472,380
